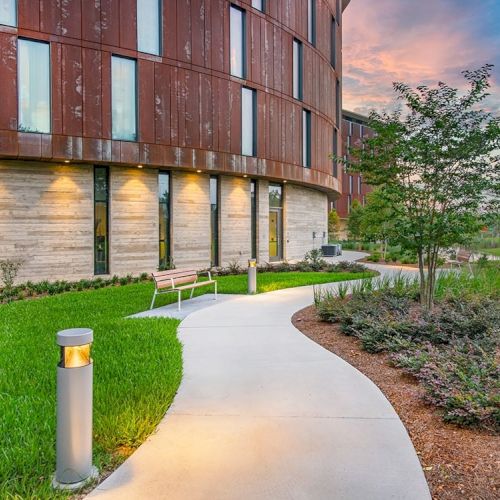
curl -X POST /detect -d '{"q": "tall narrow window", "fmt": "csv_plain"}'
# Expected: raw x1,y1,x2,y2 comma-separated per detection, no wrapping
112,56,137,141
269,184,283,261
292,38,303,100
252,0,264,11
336,78,341,126
18,39,50,133
0,0,16,26
94,166,109,275
242,87,257,156
307,0,316,45
230,5,246,78
159,171,171,269
210,176,219,267
302,109,311,168
358,176,362,194
347,194,352,213
137,0,161,55
336,0,341,21
349,175,353,194
331,16,336,68
333,128,338,178
251,180,257,259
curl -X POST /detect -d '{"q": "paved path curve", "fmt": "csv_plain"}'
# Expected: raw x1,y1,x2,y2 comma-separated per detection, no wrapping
90,264,431,500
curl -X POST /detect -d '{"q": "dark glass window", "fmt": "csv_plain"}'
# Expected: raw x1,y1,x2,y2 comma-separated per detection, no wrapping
336,78,341,126
242,87,257,156
293,38,303,100
269,183,283,208
331,16,336,68
333,128,338,177
307,0,316,45
302,109,311,168
210,176,219,267
94,166,109,275
0,0,16,26
251,180,257,259
159,171,171,269
230,4,246,78
137,0,161,55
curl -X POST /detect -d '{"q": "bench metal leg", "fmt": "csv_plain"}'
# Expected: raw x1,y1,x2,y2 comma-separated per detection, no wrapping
150,290,157,310
190,287,195,299
214,281,218,300
178,290,182,311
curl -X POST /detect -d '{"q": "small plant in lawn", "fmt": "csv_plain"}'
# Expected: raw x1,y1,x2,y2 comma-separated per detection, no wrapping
304,249,328,271
0,259,23,302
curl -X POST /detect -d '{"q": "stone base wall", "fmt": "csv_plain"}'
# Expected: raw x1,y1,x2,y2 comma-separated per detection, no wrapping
0,160,331,283
285,184,328,261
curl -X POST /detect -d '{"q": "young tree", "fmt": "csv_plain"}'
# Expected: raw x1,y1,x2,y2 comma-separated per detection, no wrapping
346,199,364,240
359,189,398,260
328,209,341,242
347,65,500,309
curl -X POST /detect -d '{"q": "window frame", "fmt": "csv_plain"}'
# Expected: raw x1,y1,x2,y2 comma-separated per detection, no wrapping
137,0,162,56
292,38,303,101
251,0,265,12
330,16,336,68
94,166,110,276
241,86,257,156
307,0,316,46
230,4,247,79
0,0,16,27
333,128,338,178
302,108,311,168
251,179,258,259
111,55,138,142
158,170,171,269
210,175,220,267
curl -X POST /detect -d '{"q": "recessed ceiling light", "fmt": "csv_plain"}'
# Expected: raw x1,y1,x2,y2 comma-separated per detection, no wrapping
196,169,202,173
64,160,70,163
137,164,143,169
283,180,287,183
243,174,248,178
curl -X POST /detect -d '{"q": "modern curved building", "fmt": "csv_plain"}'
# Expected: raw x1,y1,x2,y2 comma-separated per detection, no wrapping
0,0,349,282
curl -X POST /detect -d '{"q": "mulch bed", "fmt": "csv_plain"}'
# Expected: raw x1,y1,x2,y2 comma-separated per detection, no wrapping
292,306,500,500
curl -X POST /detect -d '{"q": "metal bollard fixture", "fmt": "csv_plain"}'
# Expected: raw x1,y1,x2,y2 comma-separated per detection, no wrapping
53,328,98,490
248,259,257,294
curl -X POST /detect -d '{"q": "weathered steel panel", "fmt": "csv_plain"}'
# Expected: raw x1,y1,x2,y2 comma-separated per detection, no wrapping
62,44,83,136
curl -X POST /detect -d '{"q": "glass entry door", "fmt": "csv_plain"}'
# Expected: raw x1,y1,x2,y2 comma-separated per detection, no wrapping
269,208,283,261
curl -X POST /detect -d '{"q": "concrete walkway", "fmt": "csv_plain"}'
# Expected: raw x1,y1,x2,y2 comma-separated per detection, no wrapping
89,265,430,500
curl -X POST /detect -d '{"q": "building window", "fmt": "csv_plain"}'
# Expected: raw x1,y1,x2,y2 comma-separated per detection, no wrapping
269,183,283,261
251,179,257,259
159,171,171,269
302,109,311,168
210,176,219,267
336,0,341,20
252,0,264,11
292,38,303,100
18,39,50,133
349,175,353,194
346,134,351,153
230,4,246,78
360,124,364,138
349,121,353,135
241,87,257,156
347,194,352,213
112,56,137,141
331,16,336,68
307,0,316,45
336,78,341,126
0,0,16,26
358,176,362,194
137,0,161,55
333,128,338,178
94,166,109,275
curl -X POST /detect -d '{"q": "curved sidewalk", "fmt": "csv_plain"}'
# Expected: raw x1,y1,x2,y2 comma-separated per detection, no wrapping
89,266,431,500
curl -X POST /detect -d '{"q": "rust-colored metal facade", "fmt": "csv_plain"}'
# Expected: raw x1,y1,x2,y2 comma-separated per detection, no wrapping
336,110,373,218
0,0,344,195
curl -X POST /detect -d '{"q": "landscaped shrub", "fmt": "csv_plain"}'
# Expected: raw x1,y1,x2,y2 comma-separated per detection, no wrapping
366,252,382,262
304,249,328,271
315,265,500,431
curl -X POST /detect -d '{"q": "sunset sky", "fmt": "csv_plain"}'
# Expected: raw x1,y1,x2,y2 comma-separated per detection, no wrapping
342,0,500,116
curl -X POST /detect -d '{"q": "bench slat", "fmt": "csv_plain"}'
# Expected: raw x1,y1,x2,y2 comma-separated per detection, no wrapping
153,268,196,279
175,280,215,291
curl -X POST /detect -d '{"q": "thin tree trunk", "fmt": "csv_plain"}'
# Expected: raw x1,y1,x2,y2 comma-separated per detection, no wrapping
417,249,426,307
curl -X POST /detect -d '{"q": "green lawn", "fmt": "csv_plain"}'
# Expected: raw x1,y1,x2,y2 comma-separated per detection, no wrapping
477,247,500,257
0,270,374,498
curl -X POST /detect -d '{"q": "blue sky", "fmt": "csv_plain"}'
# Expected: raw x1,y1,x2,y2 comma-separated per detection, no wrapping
343,0,500,115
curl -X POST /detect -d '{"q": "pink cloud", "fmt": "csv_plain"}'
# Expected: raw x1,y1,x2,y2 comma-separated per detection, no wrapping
342,0,500,116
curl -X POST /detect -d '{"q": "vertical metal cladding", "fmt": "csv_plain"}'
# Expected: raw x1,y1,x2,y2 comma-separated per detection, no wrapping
0,1,343,194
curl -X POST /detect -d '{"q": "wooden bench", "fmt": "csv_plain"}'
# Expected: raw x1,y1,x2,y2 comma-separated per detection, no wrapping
150,269,217,311
447,248,473,271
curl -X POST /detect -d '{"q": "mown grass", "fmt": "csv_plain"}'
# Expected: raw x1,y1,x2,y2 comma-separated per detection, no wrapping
0,270,373,498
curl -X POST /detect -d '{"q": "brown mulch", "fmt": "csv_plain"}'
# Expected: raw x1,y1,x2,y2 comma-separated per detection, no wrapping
292,306,500,500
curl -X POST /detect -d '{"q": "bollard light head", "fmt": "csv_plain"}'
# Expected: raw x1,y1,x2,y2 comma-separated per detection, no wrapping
57,328,93,368
248,259,257,268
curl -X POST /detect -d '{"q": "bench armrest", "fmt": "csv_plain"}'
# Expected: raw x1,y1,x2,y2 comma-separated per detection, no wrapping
198,270,212,281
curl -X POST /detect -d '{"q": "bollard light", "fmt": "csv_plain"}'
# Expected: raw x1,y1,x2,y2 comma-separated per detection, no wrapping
248,259,257,294
53,328,98,490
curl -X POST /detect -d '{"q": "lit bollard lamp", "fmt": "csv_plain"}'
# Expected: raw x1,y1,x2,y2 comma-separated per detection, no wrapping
53,328,98,490
248,259,257,294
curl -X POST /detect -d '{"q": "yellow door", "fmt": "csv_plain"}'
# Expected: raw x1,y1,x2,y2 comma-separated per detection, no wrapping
269,211,278,258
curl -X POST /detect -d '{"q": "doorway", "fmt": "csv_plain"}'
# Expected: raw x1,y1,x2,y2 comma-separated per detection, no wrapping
269,208,283,261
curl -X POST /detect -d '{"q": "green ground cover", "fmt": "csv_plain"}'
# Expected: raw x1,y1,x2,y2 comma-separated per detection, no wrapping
0,270,374,498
